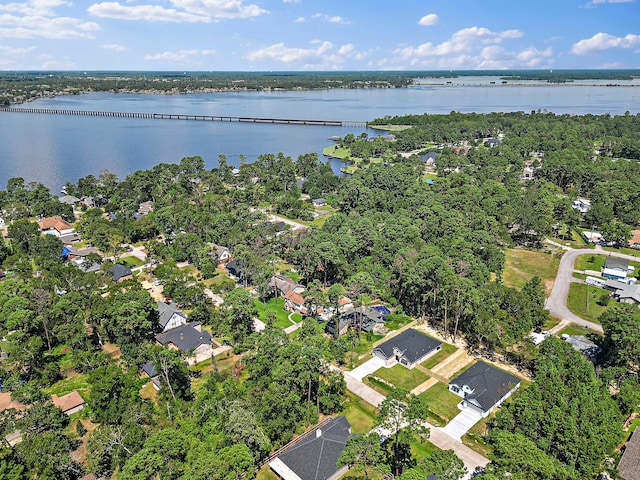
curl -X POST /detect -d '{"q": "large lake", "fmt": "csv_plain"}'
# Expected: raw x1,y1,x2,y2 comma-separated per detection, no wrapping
1,75,638,190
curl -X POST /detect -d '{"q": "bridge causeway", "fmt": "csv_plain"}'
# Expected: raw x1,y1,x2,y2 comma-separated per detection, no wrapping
1,107,367,128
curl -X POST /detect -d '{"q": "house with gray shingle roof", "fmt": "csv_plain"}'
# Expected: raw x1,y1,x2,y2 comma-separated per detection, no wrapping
619,428,640,480
156,301,188,332
155,322,213,365
269,416,352,480
373,328,441,369
449,361,520,417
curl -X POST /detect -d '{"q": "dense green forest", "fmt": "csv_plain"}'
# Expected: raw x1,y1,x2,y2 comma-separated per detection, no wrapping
0,110,639,478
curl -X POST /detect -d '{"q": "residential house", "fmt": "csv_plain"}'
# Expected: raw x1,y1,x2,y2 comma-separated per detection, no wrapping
0,392,27,413
572,198,592,214
137,201,153,216
629,230,640,249
419,151,438,165
207,243,231,264
341,306,384,333
52,391,86,415
112,264,133,283
312,198,327,207
373,329,442,369
157,301,188,332
485,138,501,147
338,296,354,312
448,361,521,417
155,322,213,365
269,274,305,297
38,216,74,237
619,428,640,480
606,279,640,304
284,291,307,315
269,416,353,480
602,257,631,282
265,221,286,232
226,259,247,284
140,361,162,391
562,334,602,360
58,195,81,206
325,317,350,337
583,231,603,243
58,233,81,245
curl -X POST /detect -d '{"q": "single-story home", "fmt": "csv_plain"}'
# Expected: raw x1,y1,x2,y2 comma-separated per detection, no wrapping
325,317,350,337
338,296,353,312
583,231,603,243
572,198,592,214
269,416,353,480
606,280,640,304
603,257,631,282
58,195,81,206
140,361,162,391
137,201,154,216
38,216,75,237
155,322,213,365
629,230,640,249
448,361,520,417
312,198,327,207
265,221,286,232
112,264,133,283
619,428,640,480
562,334,601,360
269,274,305,297
485,138,501,147
52,391,86,415
419,152,438,165
157,301,188,332
373,329,442,369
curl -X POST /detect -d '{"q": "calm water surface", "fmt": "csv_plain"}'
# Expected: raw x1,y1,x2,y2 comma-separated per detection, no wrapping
0,76,638,189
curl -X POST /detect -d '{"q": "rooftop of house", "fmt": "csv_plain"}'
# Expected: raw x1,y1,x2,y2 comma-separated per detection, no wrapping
284,290,305,306
450,361,521,413
156,301,187,329
374,328,441,364
38,216,73,232
0,392,27,412
630,230,640,246
562,334,601,358
58,195,81,205
155,322,212,352
271,416,352,480
141,361,158,377
605,257,630,271
112,263,133,282
269,274,304,295
51,391,85,413
619,429,640,480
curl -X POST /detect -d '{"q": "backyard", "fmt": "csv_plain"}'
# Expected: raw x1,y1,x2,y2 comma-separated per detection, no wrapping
421,342,457,370
366,364,430,394
254,297,302,329
342,392,377,434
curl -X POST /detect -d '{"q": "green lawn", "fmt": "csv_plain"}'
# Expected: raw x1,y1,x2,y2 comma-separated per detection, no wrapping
503,248,560,290
342,392,378,434
365,376,393,397
254,297,302,329
322,145,352,159
543,316,561,330
566,283,609,323
44,373,91,401
419,382,462,426
421,343,457,370
368,364,430,392
556,323,602,337
119,255,144,268
462,416,492,457
256,466,280,480
410,436,439,458
574,254,606,272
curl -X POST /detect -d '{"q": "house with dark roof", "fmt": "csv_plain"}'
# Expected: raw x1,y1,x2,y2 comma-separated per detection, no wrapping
325,317,350,337
603,257,631,282
562,334,601,360
155,322,213,365
619,428,640,480
312,198,327,207
207,243,231,264
485,138,501,147
448,361,520,417
419,152,438,165
226,259,247,284
373,329,442,369
140,361,162,391
157,301,188,332
341,306,384,333
269,416,352,480
112,264,133,283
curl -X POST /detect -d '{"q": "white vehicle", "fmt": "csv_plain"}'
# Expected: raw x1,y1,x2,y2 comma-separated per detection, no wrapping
585,276,606,287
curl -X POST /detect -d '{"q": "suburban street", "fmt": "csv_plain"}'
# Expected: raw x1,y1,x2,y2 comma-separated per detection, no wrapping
545,246,640,334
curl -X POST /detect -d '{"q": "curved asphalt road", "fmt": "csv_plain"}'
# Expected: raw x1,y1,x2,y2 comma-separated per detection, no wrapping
546,247,640,334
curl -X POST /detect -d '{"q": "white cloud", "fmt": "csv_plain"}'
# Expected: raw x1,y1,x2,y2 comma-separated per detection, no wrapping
294,16,305,22
586,0,634,6
87,3,209,23
0,13,100,39
246,41,370,68
0,45,36,55
101,43,126,51
88,0,268,23
395,26,522,58
571,32,640,54
283,0,301,3
145,49,216,62
0,1,71,16
311,13,351,25
418,13,438,26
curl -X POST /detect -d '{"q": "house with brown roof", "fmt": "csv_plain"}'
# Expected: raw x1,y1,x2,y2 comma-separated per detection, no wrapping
0,392,27,413
284,291,307,315
269,274,305,297
629,230,640,249
52,391,86,415
38,216,74,237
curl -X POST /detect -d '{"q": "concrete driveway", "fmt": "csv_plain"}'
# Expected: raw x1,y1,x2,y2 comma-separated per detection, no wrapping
440,407,484,441
348,356,385,381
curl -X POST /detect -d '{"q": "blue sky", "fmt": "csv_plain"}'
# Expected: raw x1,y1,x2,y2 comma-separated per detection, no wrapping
0,0,638,70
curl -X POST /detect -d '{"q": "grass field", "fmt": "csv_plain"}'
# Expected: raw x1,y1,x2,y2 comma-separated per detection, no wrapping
574,254,606,272
557,323,602,337
462,416,492,456
254,297,302,329
566,283,609,323
119,255,144,268
421,343,457,370
45,373,91,400
419,382,463,425
503,248,560,290
369,364,430,392
342,392,377,434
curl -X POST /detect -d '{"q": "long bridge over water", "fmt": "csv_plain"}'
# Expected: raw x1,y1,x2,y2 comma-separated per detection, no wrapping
0,106,367,128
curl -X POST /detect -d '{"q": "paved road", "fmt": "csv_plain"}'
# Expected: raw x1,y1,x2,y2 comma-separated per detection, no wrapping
546,247,640,334
266,213,309,231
